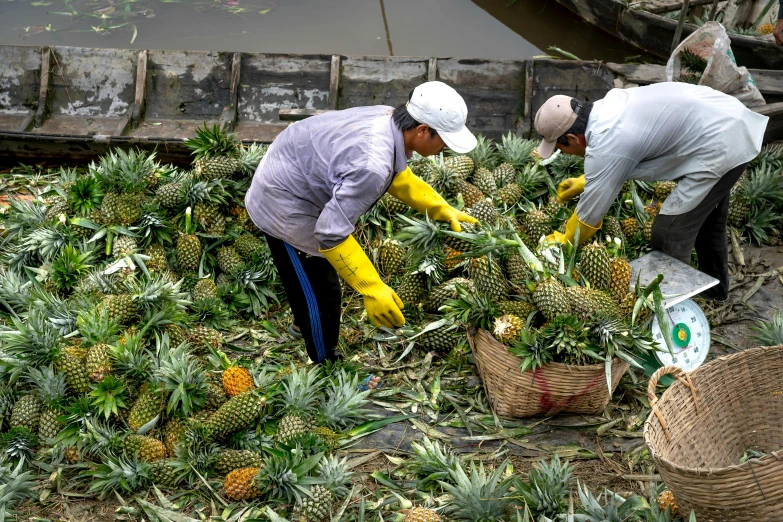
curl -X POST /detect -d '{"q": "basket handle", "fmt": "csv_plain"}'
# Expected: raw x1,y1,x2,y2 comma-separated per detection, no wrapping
647,365,701,443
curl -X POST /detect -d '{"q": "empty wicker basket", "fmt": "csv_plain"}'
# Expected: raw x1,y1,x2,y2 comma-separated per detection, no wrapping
468,328,629,418
643,345,783,521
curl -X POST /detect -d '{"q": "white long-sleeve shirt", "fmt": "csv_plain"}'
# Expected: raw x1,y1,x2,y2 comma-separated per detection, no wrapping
576,82,768,226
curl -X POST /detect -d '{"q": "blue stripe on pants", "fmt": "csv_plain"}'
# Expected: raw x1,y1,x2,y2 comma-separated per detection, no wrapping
284,243,327,362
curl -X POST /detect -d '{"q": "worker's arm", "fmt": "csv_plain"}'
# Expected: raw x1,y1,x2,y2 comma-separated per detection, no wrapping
387,167,477,232
548,153,638,246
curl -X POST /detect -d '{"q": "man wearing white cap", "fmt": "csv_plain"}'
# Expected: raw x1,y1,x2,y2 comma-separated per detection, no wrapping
534,83,768,301
245,81,477,364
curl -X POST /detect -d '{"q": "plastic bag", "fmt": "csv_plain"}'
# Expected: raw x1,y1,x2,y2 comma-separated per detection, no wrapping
666,21,765,107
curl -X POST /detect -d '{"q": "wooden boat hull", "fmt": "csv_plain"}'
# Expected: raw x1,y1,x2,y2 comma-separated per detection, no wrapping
0,45,779,164
553,0,783,70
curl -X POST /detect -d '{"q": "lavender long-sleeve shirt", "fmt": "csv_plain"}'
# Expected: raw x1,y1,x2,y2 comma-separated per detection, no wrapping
245,106,408,256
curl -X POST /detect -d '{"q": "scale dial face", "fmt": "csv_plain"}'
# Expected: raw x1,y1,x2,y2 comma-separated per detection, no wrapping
651,298,710,372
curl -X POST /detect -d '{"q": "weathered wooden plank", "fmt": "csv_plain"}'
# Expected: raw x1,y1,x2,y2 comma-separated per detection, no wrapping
339,56,428,109
35,47,51,128
219,52,241,130
328,55,341,111
428,57,438,82
279,108,332,121
0,45,41,132
753,102,783,117
531,59,614,122
605,62,783,95
631,0,713,14
518,60,535,139
131,50,148,128
235,53,331,132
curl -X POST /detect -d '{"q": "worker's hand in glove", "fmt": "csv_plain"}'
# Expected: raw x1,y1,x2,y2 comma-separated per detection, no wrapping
556,175,586,202
320,235,405,328
387,167,477,232
545,212,600,246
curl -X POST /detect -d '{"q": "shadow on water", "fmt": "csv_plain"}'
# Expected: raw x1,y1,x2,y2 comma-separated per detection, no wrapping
0,0,652,62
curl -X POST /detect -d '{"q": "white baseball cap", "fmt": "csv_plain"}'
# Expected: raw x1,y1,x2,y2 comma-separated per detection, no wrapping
406,81,477,154
534,95,579,159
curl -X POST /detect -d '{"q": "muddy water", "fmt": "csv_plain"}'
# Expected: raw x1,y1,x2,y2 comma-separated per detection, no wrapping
0,0,646,62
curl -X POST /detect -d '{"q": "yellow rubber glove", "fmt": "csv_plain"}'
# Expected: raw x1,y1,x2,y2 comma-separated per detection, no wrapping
556,175,586,203
388,167,478,232
546,212,601,246
320,235,405,328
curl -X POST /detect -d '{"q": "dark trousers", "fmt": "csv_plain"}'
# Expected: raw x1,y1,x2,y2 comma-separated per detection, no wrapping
650,162,747,301
263,233,342,363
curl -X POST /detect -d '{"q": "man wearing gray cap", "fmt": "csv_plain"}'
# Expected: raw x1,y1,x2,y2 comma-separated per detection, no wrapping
245,82,477,364
534,83,768,301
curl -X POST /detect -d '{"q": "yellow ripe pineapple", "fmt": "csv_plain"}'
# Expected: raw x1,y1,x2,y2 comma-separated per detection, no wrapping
493,314,523,344
404,507,443,522
608,257,632,302
85,343,113,381
213,449,264,475
758,23,774,35
222,366,255,398
620,216,640,238
57,345,92,394
443,246,464,272
657,490,680,516
224,466,262,500
122,434,167,462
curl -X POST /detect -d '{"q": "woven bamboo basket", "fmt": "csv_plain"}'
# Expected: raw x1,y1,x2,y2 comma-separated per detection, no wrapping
643,345,783,521
468,328,629,418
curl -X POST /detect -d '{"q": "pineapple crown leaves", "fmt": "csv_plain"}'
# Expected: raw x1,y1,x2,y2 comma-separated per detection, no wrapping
496,132,538,170
517,454,572,518
278,365,326,417
0,268,33,317
256,449,325,504
394,214,445,255
428,154,462,194
0,427,38,462
182,178,230,209
679,48,708,75
405,436,461,489
137,204,175,247
55,395,95,448
741,161,783,209
89,375,128,420
466,134,500,170
438,460,515,521
184,122,240,159
316,454,353,499
154,341,207,416
316,370,371,431
96,148,158,194
508,328,555,373
20,224,72,262
76,306,121,348
2,198,47,243
170,424,220,484
515,162,550,196
442,283,501,331
751,309,783,347
238,142,268,175
51,244,94,293
0,309,61,368
574,481,651,522
23,365,67,408
128,275,191,314
83,452,150,495
189,296,235,331
0,458,36,511
67,174,104,216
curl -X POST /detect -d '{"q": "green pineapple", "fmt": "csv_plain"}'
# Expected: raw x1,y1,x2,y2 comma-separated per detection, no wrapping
579,241,611,291
468,256,508,300
297,484,333,521
653,181,677,202
213,449,264,475
188,325,224,353
127,382,166,432
468,200,499,225
565,286,600,322
505,252,532,282
381,193,409,216
44,198,69,222
185,123,241,180
122,434,167,462
25,366,67,440
426,277,474,312
602,217,624,241
112,234,138,259
379,239,407,276
473,167,497,196
204,390,265,442
429,155,464,198
543,195,566,219
497,183,523,206
193,203,226,235
192,278,218,301
149,459,181,488
217,246,243,275
728,195,750,228
492,163,516,188
416,321,461,352
589,289,620,318
276,366,323,444
155,179,185,208
643,216,655,243
10,395,41,433
163,418,188,456
533,278,571,321
57,345,92,394
444,155,474,180
145,243,168,272
457,179,486,208
177,208,202,272
96,149,154,225
85,344,113,382
397,272,429,306
103,294,138,325
524,209,553,241
234,233,265,261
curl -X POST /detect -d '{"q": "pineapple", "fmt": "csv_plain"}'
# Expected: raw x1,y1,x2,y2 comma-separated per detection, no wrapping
602,217,624,241
57,345,92,395
444,155,474,180
237,142,267,175
728,194,750,228
177,208,202,271
96,149,153,225
222,366,255,398
185,123,241,180
127,383,166,432
493,162,516,188
579,241,611,291
122,434,167,462
379,240,406,277
657,490,680,516
443,221,478,253
457,179,486,208
524,209,553,241
217,246,243,275
149,460,181,488
498,299,537,319
497,183,523,206
112,235,138,259
496,132,536,170
468,256,508,300
519,455,572,519
620,216,640,238
468,200,499,225
234,233,265,261
10,394,41,433
214,449,264,475
297,484,333,521
543,195,566,219
426,277,474,312
192,278,218,301
589,289,620,318
188,325,224,353
443,246,464,272
404,507,443,522
163,418,188,455
493,314,523,344
44,198,69,222
417,322,460,353
608,257,632,302
205,382,228,410
473,167,497,196
145,243,168,272
103,294,138,325
381,193,409,216
193,203,226,235
397,272,428,306
643,216,655,243
533,278,571,321
155,179,184,208
85,343,113,381
758,23,775,35
204,391,265,442
565,286,600,322
505,252,532,282
653,181,677,202
466,134,498,171
224,466,262,500
276,367,322,444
